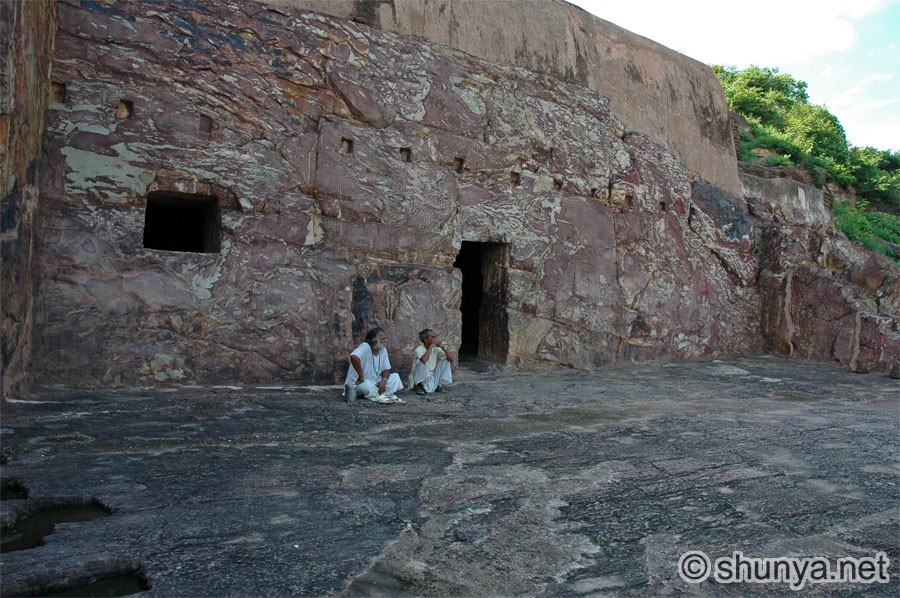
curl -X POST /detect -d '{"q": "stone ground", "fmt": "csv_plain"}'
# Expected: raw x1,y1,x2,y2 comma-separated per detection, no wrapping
0,356,898,597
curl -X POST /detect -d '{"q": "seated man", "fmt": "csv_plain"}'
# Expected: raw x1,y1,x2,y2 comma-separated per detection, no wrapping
345,327,404,403
409,328,454,395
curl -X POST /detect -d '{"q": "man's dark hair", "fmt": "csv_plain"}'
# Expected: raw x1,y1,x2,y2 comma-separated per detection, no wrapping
419,328,432,343
365,327,383,344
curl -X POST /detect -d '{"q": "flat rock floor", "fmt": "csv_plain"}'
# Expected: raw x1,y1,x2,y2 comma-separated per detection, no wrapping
1,356,897,596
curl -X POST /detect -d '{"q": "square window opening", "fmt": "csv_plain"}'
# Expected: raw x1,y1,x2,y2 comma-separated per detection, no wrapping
143,191,221,253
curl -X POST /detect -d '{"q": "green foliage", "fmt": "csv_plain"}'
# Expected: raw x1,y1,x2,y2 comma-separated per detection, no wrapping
737,131,756,162
766,154,793,168
848,147,900,211
712,63,900,252
784,103,849,162
833,200,900,262
746,119,801,158
712,65,808,128
712,65,900,223
713,64,856,186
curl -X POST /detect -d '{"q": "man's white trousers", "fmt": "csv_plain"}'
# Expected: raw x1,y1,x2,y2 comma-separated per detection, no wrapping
411,359,452,393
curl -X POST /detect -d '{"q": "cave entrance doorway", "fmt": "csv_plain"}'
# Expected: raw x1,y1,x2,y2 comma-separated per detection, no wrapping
453,241,509,363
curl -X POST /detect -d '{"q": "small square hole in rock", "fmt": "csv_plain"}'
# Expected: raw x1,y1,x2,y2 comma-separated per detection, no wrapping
117,100,134,119
143,192,221,253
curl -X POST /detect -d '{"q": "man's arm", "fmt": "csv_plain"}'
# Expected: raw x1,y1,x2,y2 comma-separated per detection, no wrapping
350,354,365,383
435,340,455,363
377,367,390,393
419,343,433,363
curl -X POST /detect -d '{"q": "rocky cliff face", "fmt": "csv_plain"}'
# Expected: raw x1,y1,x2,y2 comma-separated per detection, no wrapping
5,0,897,390
272,0,742,197
29,0,765,387
0,0,57,397
745,174,900,374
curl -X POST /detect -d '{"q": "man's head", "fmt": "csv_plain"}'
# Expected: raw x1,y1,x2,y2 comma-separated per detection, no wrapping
418,328,434,344
365,328,387,350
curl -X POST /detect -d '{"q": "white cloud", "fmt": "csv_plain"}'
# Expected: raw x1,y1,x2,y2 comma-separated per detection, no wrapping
843,114,900,149
829,73,894,108
843,0,889,19
845,98,898,115
568,0,881,65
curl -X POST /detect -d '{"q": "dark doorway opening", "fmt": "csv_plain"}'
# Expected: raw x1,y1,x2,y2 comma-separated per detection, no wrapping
455,242,482,357
143,191,221,253
453,241,509,362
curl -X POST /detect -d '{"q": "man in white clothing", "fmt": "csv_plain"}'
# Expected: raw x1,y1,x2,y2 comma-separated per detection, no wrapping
345,327,404,403
409,328,454,396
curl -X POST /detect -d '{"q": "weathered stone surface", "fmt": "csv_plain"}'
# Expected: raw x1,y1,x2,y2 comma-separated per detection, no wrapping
24,0,773,389
689,182,756,286
741,170,832,230
280,0,743,197
2,1,895,390
1,358,897,595
0,0,57,398
746,172,900,374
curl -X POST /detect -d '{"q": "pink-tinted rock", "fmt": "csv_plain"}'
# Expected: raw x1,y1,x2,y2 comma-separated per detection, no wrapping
290,0,742,197
748,172,900,374
3,0,896,390
327,62,389,128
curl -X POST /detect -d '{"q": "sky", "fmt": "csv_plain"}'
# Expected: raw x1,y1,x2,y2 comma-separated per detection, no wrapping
567,0,900,151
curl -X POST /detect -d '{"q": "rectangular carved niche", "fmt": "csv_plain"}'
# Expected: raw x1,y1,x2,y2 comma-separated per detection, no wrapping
143,191,221,253
50,82,66,104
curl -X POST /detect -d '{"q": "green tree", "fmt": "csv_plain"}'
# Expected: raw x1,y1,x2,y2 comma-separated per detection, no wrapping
713,64,900,258
713,64,862,189
784,103,848,162
712,65,808,128
849,147,900,210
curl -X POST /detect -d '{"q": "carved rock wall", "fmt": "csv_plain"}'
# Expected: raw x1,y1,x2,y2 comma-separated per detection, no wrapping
30,0,762,388
270,0,742,197
745,173,900,374
1,0,57,397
